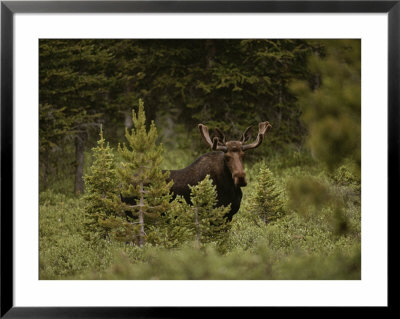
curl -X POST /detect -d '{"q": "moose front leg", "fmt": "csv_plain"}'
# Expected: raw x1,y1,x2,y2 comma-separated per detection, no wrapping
221,188,242,222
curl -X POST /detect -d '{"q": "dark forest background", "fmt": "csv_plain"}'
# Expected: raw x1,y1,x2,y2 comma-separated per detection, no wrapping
39,39,361,280
39,39,328,193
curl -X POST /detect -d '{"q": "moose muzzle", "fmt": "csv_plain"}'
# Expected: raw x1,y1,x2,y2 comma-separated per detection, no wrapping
233,172,247,187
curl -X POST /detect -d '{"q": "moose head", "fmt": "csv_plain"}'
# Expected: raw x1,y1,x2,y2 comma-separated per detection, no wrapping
198,121,272,188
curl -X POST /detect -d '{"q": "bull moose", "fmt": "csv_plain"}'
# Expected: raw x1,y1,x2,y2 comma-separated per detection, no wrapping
167,121,272,221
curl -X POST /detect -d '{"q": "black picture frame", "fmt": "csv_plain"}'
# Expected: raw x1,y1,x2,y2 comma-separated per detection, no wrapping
1,1,395,317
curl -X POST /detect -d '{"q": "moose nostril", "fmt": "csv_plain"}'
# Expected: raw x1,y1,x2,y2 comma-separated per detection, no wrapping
233,173,247,187
233,172,245,179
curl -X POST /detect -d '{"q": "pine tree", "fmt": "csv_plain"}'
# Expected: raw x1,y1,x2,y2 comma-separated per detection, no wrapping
83,126,123,242
290,39,361,173
146,195,193,248
248,165,284,224
288,40,360,235
186,175,231,248
117,99,172,247
39,39,113,194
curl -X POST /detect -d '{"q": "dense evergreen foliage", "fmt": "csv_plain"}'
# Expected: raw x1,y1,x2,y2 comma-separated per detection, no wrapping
82,126,123,242
248,165,285,224
117,99,172,246
39,39,319,193
39,39,361,280
187,175,231,247
39,40,112,193
291,39,361,173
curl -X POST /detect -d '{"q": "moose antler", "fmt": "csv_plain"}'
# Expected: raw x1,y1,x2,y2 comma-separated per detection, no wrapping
198,124,228,151
240,126,253,143
242,121,272,151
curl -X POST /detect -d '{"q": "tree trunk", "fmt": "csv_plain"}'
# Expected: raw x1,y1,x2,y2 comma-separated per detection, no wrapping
138,182,145,247
124,110,133,129
205,40,216,69
194,207,200,248
40,153,49,191
74,132,86,195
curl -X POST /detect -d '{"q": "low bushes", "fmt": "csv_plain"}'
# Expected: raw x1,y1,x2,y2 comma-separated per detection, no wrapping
39,155,361,280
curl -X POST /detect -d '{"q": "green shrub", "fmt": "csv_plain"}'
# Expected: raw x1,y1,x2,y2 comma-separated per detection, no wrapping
39,191,116,279
248,165,285,224
146,196,193,248
275,244,361,280
117,99,172,246
83,126,124,242
77,239,360,280
39,148,361,280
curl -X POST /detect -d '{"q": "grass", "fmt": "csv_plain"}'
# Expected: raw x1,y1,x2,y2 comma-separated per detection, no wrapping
39,150,361,280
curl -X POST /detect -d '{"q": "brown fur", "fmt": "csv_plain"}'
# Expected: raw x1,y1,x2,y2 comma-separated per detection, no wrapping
167,151,243,221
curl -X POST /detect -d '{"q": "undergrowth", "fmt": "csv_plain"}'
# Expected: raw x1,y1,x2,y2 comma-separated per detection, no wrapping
39,151,361,280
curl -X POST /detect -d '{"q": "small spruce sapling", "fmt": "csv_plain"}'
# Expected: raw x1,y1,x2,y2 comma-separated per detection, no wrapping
147,195,193,248
117,99,172,247
248,165,284,224
83,126,124,242
187,175,231,248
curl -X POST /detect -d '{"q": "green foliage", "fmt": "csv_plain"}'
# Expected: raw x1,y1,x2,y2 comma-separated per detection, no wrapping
39,150,361,280
39,104,78,155
331,164,361,192
290,39,361,173
248,165,285,224
274,244,361,280
40,39,322,193
287,175,333,217
39,40,112,192
286,169,360,236
39,191,116,279
39,40,361,281
83,126,123,242
78,241,360,280
144,176,232,249
187,175,231,247
117,99,172,246
284,40,361,239
146,196,193,248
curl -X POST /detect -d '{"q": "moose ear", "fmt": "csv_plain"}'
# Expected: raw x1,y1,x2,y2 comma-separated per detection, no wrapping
198,124,227,151
241,126,253,143
214,128,226,145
